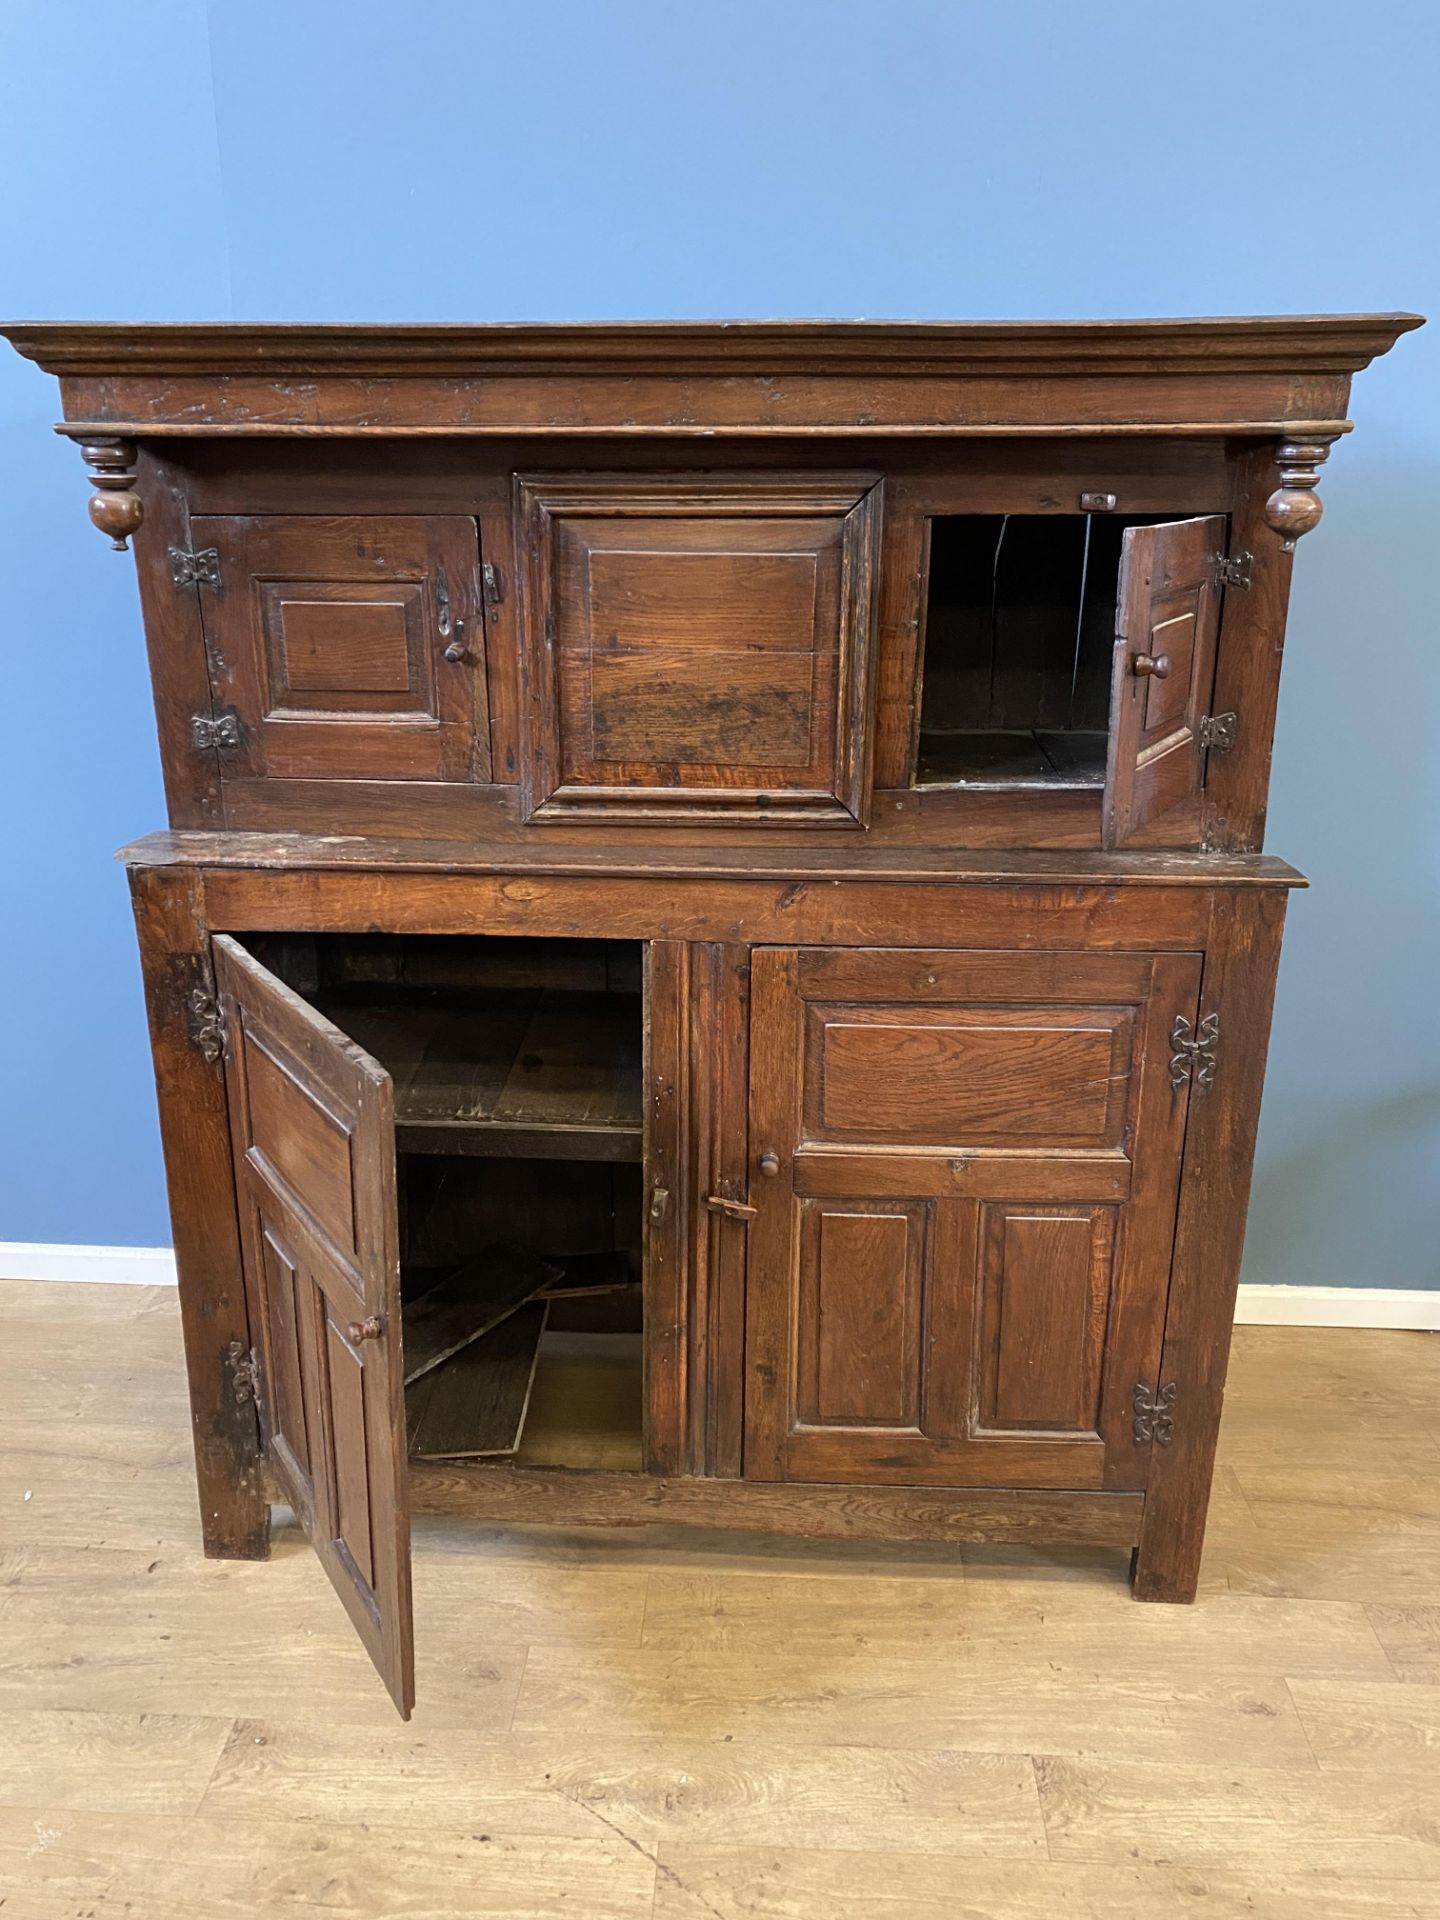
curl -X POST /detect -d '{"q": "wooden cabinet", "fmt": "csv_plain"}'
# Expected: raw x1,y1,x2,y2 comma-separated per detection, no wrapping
5,312,1419,1718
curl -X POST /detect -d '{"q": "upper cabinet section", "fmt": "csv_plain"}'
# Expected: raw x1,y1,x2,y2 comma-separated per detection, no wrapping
516,474,881,825
3,315,1420,853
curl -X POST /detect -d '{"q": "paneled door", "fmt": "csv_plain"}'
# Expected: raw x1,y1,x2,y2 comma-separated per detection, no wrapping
193,515,486,783
744,948,1201,1490
1103,515,1226,847
515,473,882,824
212,935,413,1716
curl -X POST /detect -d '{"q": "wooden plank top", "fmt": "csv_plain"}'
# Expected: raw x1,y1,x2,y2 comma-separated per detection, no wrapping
116,830,1307,889
4,315,1421,437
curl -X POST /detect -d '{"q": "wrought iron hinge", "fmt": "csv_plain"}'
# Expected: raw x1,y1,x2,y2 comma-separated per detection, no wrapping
481,559,505,607
703,1192,758,1223
1170,1011,1220,1092
187,988,226,1065
1133,1380,1177,1446
227,1340,261,1408
168,545,221,590
1215,550,1253,591
1200,711,1238,754
190,711,243,752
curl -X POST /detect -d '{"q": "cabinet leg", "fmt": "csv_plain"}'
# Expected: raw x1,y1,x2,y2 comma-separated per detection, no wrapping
131,864,270,1561
196,1476,270,1561
1130,1534,1201,1604
189,1338,270,1562
1130,890,1288,1610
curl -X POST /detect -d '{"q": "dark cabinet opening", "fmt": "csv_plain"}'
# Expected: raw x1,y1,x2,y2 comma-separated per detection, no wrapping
915,512,1178,789
244,932,647,1473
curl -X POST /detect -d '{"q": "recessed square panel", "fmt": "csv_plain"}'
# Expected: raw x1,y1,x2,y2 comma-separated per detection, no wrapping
517,475,882,824
263,584,427,711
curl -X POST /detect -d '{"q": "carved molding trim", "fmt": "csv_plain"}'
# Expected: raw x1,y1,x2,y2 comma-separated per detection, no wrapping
1264,435,1339,549
80,437,143,550
6,313,1424,378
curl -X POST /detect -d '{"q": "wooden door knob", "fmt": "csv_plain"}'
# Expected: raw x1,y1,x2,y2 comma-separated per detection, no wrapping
758,1151,781,1177
1132,652,1171,679
346,1314,385,1345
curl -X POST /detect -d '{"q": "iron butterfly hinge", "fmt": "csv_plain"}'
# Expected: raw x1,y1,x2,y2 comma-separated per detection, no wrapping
227,1340,261,1408
190,710,244,752
1199,711,1238,754
187,989,227,1065
168,545,222,590
1169,1011,1220,1093
1133,1381,1177,1446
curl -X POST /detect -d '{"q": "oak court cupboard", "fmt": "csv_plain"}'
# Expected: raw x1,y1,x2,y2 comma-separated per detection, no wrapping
4,312,1422,1717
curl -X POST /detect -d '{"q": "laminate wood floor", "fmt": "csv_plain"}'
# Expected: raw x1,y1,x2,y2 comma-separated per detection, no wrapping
2,1276,1438,1918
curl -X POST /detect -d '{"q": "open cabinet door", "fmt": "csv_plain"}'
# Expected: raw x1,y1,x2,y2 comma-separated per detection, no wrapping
1103,515,1225,847
212,935,414,1717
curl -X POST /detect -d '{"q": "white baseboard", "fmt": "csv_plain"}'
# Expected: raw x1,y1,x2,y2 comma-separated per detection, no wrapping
1,1242,1436,1329
1232,1284,1440,1330
0,1243,178,1287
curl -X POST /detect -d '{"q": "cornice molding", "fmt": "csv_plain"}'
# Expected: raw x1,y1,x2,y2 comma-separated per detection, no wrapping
2,313,1423,380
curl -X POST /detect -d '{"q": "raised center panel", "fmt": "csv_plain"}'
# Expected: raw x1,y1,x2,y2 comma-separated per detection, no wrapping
807,1003,1136,1148
515,474,883,824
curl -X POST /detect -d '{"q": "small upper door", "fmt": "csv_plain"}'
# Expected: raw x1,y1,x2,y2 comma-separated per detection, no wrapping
212,934,414,1717
192,515,486,784
745,946,1200,1490
515,473,883,825
1103,515,1225,846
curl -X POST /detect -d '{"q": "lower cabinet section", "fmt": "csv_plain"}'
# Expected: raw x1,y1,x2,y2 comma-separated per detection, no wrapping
189,917,1228,1718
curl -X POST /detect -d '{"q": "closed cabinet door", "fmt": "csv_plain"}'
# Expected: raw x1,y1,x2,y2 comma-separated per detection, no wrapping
515,473,882,824
192,515,486,784
744,947,1201,1490
213,935,414,1717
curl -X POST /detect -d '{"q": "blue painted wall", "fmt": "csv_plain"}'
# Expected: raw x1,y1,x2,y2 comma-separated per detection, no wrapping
2,0,1435,1286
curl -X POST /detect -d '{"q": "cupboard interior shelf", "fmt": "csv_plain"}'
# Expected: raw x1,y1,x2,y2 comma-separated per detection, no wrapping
316,987,644,1162
916,728,1108,789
